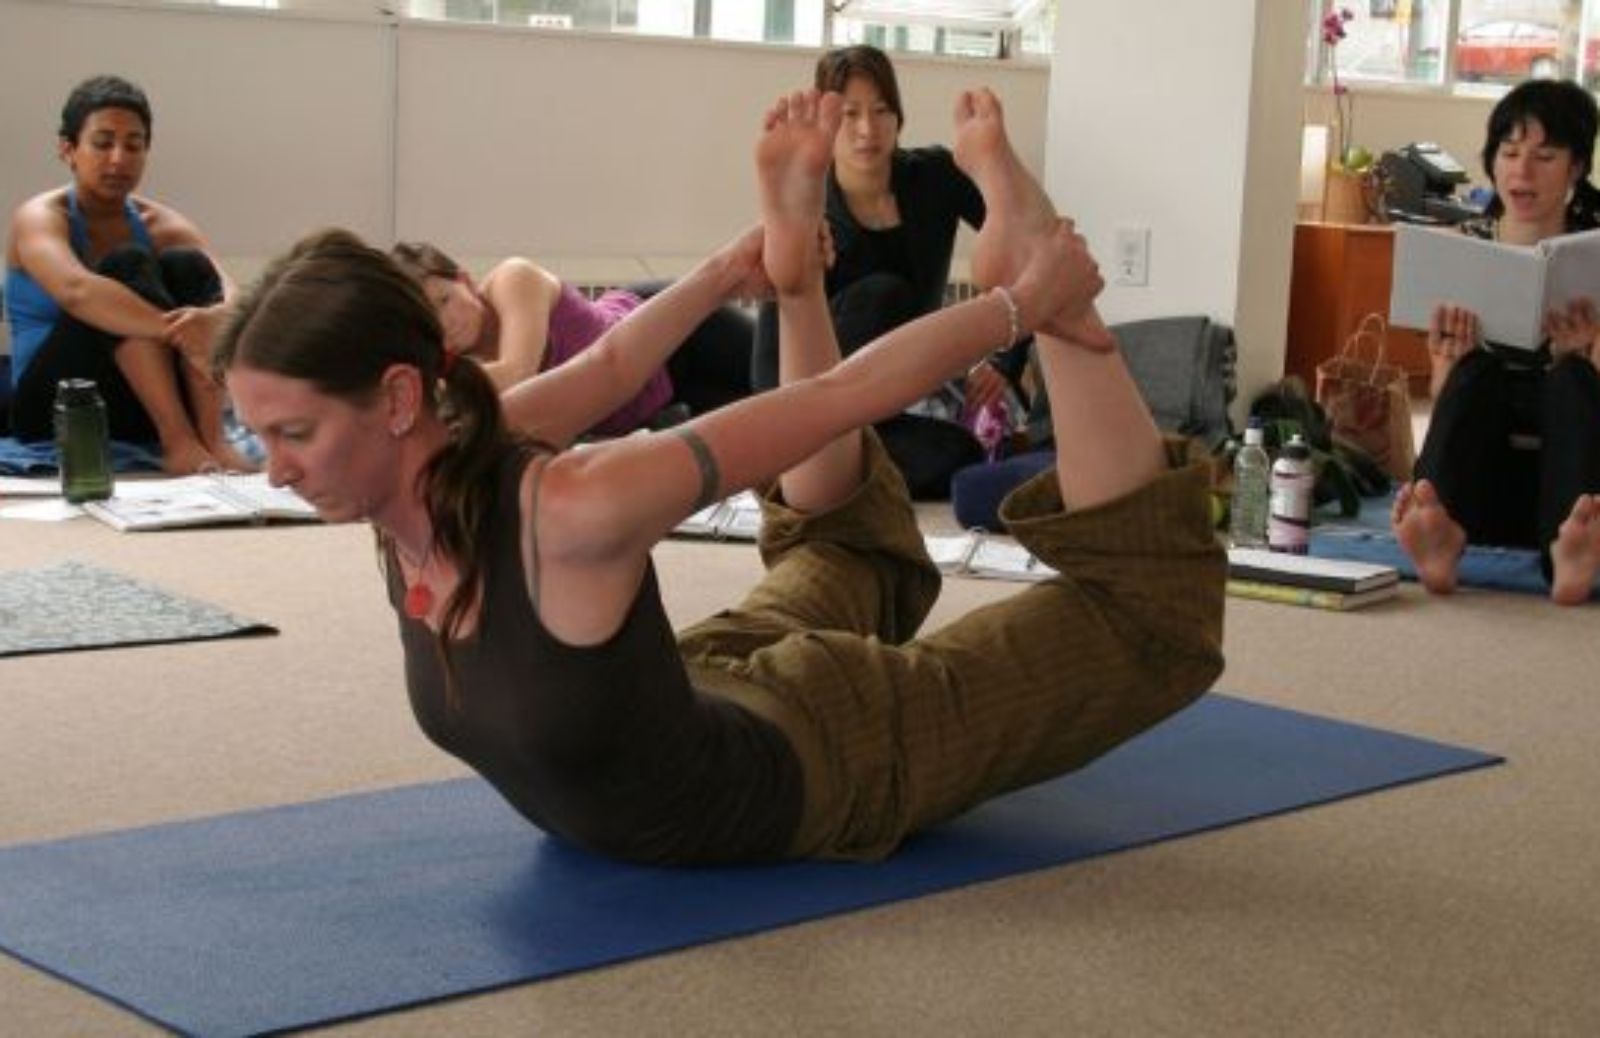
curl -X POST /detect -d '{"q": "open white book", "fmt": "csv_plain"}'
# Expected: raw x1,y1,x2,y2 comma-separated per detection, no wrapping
82,473,319,532
1390,223,1600,349
924,531,1056,583
672,490,763,541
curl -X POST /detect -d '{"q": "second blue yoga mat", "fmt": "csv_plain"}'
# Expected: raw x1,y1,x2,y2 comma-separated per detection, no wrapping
0,694,1501,1038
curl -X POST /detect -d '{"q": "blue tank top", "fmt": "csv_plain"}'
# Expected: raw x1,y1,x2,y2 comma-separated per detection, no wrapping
4,188,154,387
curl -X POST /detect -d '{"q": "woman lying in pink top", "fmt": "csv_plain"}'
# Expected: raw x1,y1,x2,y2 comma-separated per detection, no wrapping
392,242,754,437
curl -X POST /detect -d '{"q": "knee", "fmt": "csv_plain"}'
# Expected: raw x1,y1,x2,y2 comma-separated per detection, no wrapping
831,274,918,346
158,248,223,305
95,244,160,285
1545,352,1600,397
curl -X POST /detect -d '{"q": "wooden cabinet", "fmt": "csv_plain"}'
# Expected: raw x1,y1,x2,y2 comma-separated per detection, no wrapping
1284,222,1430,396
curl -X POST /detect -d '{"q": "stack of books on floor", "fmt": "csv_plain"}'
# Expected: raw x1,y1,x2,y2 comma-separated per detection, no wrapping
1226,547,1401,611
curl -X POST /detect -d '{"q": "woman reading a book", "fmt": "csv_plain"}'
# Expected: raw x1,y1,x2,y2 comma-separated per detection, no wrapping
217,88,1224,865
4,75,252,474
390,243,754,436
1397,79,1600,604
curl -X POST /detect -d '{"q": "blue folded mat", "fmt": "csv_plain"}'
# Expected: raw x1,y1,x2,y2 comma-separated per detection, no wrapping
0,694,1499,1038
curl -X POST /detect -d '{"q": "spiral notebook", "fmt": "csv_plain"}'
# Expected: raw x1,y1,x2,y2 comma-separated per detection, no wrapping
924,531,1054,582
82,473,319,532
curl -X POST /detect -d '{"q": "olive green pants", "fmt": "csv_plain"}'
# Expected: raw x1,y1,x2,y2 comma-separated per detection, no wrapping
678,433,1226,861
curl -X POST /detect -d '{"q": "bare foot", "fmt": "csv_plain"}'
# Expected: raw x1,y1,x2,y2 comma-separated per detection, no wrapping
1393,479,1466,594
160,438,222,476
952,88,1113,350
206,441,260,474
755,89,840,296
953,88,1055,290
1550,493,1600,606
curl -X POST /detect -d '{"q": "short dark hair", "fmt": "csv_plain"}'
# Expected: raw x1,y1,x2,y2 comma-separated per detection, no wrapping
59,75,153,144
814,44,904,130
1482,79,1597,182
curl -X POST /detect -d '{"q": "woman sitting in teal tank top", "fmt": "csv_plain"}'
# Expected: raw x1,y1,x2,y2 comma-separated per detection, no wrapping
3,74,249,473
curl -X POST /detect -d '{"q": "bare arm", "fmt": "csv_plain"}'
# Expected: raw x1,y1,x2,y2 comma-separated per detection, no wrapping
9,195,169,340
143,199,237,365
474,258,560,390
527,285,1018,647
499,227,768,448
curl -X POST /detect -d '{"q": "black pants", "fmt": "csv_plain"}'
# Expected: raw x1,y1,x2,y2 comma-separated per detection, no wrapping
1416,348,1600,580
627,279,756,418
751,271,919,392
13,245,222,444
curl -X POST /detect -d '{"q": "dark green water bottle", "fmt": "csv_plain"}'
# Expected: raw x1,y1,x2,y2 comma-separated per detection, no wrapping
54,379,114,504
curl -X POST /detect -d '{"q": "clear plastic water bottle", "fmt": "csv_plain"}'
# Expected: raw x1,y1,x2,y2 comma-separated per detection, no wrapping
1268,433,1314,554
54,379,114,504
1229,418,1270,549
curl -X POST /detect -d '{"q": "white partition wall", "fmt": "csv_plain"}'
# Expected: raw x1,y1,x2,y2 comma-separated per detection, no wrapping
0,0,395,263
1046,1,1308,415
0,0,1048,285
392,20,1049,271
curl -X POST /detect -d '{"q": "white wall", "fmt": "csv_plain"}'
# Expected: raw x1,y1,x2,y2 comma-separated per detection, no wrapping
0,0,394,262
0,0,1048,285
1048,0,1308,416
392,20,1047,275
0,0,1510,387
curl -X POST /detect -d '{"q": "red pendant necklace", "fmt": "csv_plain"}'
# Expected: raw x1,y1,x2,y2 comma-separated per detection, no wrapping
404,579,433,621
399,541,435,620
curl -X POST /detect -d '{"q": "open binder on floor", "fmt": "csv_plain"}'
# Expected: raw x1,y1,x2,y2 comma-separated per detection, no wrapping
924,531,1054,582
83,473,318,532
671,490,762,541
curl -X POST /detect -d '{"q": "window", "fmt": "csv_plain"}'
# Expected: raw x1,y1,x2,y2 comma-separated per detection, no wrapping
831,0,1055,59
401,0,1054,56
1308,0,1600,93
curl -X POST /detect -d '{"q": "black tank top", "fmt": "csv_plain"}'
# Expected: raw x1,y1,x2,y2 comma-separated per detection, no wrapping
391,447,802,864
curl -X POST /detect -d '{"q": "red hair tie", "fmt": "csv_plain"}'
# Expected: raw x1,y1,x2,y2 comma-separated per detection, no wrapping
440,349,457,377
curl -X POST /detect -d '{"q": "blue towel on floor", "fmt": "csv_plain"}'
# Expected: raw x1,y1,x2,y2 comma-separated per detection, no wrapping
1310,491,1573,598
0,437,162,476
0,415,263,476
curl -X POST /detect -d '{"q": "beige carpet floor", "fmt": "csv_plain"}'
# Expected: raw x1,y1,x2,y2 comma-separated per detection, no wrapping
1,486,1596,1037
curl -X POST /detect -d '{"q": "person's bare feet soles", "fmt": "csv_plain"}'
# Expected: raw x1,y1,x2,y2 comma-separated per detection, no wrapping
952,88,1053,291
1393,479,1466,595
756,89,840,296
1550,493,1600,606
952,88,1112,351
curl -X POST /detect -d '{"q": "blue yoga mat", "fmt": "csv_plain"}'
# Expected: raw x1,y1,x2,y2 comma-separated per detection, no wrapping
1310,491,1574,598
0,694,1500,1038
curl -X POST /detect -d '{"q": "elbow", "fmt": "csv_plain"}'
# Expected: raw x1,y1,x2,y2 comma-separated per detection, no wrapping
536,452,635,559
55,275,94,316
